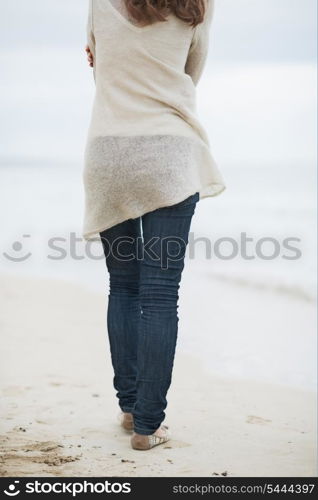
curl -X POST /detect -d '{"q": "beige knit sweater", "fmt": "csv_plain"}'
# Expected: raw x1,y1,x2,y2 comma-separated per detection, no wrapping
83,0,225,239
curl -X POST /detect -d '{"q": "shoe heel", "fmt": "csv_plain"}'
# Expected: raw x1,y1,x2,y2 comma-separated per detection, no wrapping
131,434,150,450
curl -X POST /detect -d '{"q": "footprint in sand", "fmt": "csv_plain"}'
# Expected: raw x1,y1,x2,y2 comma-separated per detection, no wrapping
22,441,62,453
0,436,81,475
246,415,272,425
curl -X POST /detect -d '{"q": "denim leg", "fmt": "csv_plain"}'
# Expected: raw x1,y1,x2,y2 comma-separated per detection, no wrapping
100,217,142,413
132,192,199,435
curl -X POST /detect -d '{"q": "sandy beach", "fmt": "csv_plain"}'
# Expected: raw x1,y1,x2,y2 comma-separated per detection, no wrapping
0,272,316,477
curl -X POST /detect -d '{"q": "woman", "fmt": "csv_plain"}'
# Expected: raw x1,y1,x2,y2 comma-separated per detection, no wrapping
83,0,225,450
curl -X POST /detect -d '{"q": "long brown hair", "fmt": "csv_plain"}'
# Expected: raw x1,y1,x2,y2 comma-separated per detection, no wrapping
124,0,206,28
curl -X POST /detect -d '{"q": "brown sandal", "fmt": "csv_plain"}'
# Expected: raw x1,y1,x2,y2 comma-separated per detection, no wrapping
131,425,170,450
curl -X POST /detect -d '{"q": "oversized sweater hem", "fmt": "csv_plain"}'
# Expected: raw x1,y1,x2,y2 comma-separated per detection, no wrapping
83,181,226,240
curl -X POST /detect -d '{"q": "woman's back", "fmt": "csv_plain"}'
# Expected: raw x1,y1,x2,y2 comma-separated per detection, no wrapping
83,0,225,240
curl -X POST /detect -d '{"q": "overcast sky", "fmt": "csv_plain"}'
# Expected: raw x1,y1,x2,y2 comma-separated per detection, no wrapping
1,0,317,62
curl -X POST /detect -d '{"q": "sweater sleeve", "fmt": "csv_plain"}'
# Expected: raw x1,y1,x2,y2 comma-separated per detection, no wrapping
87,0,96,81
185,0,215,85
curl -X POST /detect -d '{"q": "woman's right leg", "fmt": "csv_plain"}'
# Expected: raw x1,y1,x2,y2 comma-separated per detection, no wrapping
100,217,142,414
132,192,199,437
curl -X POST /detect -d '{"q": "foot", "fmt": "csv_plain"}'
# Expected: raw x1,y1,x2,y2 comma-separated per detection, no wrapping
131,424,170,450
118,411,134,432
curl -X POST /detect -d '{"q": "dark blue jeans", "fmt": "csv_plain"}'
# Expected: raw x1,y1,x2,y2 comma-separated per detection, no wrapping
100,192,199,435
